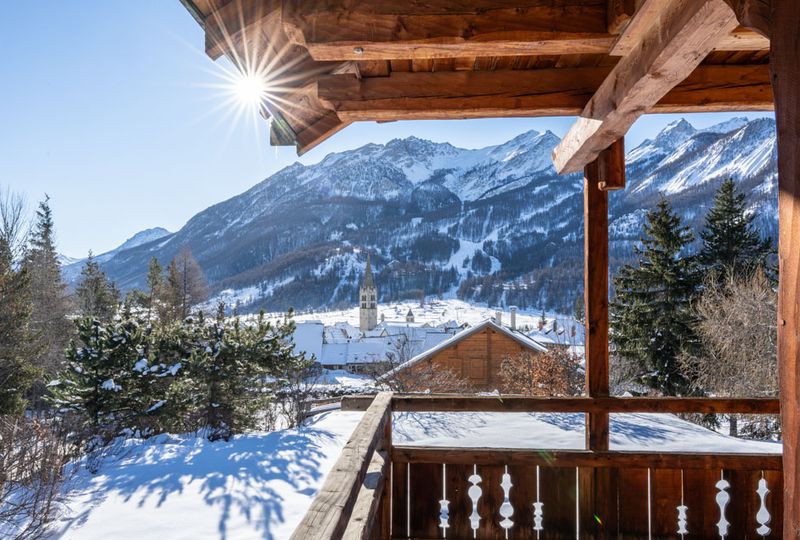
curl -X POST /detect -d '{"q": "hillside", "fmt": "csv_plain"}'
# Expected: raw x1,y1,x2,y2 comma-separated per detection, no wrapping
65,117,776,313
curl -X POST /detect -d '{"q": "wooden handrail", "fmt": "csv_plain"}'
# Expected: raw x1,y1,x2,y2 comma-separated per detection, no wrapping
343,394,780,414
290,391,392,540
392,446,783,470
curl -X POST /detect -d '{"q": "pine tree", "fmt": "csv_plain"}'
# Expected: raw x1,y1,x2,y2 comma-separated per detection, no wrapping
49,316,174,439
698,179,773,282
22,196,73,400
573,294,584,324
0,237,40,414
75,252,119,322
611,198,700,396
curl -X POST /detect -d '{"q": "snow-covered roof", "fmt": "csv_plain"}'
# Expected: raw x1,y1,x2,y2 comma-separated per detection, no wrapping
379,318,547,380
320,341,388,366
291,322,324,360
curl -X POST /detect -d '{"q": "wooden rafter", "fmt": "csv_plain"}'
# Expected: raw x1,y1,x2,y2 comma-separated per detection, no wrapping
282,0,615,61
552,0,740,174
318,65,772,122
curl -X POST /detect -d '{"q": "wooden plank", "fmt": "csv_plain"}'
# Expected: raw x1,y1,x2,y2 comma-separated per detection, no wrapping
475,464,505,539
650,469,682,540
443,463,473,539
342,394,376,411
772,2,800,537
342,450,389,539
584,159,610,453
597,138,626,191
391,447,783,471
388,394,780,414
290,392,392,540
318,65,773,122
282,0,614,61
617,468,650,539
552,0,740,174
391,461,409,538
204,0,279,60
539,466,579,539
506,465,537,539
293,111,349,155
408,462,442,539
763,468,784,538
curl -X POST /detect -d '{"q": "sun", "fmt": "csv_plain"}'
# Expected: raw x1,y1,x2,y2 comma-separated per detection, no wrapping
234,72,268,108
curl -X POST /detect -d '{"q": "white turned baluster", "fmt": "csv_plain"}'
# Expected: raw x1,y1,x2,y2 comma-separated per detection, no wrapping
716,473,731,538
533,466,543,534
677,504,689,536
677,469,688,537
468,466,482,535
440,464,449,533
499,466,514,530
756,476,771,536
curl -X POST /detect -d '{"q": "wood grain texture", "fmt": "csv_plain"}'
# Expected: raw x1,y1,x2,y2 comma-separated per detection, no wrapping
290,392,392,540
318,65,773,122
341,450,389,540
282,0,614,61
584,160,610,452
387,394,781,414
597,138,626,191
391,447,783,470
772,0,800,536
552,0,740,173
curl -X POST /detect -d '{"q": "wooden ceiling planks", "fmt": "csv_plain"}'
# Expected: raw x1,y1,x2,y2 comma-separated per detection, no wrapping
187,0,773,154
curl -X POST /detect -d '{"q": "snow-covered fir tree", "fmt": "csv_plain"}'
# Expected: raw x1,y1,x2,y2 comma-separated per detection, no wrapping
611,198,700,396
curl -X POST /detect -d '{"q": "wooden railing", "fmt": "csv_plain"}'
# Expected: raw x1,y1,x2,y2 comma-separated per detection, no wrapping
293,393,782,539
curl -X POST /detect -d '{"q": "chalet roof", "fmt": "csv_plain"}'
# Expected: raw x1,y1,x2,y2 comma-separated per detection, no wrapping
378,318,547,381
179,1,772,160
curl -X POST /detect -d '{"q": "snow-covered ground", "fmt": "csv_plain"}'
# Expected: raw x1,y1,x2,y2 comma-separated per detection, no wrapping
41,409,778,539
46,412,363,540
392,411,780,453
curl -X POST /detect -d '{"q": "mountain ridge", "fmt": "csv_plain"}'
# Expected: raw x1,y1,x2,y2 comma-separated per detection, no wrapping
65,117,777,312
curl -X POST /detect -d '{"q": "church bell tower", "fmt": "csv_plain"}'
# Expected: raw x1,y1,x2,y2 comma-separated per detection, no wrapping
359,254,378,332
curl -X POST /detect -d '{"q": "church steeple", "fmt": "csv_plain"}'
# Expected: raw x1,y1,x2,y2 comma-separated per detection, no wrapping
359,252,378,332
363,253,375,289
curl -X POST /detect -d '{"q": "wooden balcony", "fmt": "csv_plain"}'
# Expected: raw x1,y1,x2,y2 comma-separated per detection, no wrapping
292,393,782,539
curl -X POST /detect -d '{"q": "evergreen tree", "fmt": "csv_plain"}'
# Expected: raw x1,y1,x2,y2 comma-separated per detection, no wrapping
22,196,72,399
611,198,700,396
146,256,164,321
698,179,773,282
0,237,40,414
573,294,584,324
49,316,174,439
75,252,119,322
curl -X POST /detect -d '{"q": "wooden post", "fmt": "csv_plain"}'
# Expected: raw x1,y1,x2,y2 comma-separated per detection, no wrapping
584,159,610,452
771,1,800,536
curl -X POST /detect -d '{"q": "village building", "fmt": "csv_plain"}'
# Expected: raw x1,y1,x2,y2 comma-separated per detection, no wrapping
358,254,377,332
380,318,547,391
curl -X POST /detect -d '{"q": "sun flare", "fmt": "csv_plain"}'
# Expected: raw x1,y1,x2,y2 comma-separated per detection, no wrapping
234,72,268,108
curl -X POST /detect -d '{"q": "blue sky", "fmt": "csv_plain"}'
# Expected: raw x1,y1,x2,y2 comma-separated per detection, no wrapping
0,2,774,258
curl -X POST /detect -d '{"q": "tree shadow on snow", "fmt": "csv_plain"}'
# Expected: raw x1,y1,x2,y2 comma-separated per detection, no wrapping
53,417,339,540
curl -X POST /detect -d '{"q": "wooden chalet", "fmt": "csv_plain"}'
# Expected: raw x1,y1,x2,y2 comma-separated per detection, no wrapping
179,1,798,537
380,318,547,391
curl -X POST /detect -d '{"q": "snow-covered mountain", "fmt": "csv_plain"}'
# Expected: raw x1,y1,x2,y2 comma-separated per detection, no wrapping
62,227,171,284
76,118,776,312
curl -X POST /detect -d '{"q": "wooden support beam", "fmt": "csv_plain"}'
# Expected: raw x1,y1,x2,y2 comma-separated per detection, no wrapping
584,160,610,452
391,447,783,470
387,395,781,414
318,65,772,122
294,112,349,155
771,1,799,536
723,0,772,38
597,138,626,191
282,0,614,61
607,0,638,34
552,0,740,174
204,0,279,60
